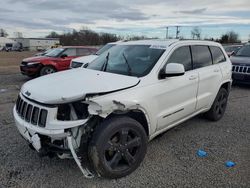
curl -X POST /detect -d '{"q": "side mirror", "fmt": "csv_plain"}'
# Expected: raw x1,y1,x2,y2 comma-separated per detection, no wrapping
159,63,185,79
61,54,68,58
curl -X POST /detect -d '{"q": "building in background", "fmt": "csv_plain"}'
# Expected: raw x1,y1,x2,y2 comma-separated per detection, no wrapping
12,38,60,51
0,37,17,51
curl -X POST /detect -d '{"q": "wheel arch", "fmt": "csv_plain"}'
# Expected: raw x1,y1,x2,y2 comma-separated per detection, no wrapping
220,81,231,93
106,109,150,137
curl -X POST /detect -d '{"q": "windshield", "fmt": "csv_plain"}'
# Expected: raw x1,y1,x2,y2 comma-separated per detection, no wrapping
96,44,115,55
45,48,64,57
87,45,165,77
235,45,250,57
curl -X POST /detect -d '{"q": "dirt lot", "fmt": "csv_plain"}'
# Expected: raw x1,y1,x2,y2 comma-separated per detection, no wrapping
0,51,35,75
0,52,249,188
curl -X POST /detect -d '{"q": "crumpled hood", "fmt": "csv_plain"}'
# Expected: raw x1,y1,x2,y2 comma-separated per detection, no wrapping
230,56,250,65
72,55,98,64
21,68,140,104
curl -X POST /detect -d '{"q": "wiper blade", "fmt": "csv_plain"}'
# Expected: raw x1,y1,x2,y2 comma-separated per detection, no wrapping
122,53,132,76
101,52,110,71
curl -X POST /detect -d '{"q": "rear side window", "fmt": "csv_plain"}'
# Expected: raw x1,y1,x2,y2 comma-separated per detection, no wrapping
77,48,92,56
191,45,212,69
167,46,192,71
63,48,76,56
210,46,226,64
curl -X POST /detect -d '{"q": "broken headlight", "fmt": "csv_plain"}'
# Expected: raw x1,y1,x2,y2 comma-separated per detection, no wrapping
57,102,89,121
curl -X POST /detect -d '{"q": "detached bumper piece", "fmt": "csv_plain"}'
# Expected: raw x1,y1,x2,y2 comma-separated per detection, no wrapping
67,135,94,178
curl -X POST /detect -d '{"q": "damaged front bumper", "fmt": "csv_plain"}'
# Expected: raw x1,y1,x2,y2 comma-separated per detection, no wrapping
13,102,94,178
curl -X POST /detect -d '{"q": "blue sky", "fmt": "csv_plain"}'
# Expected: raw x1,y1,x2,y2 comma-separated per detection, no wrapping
1,0,250,41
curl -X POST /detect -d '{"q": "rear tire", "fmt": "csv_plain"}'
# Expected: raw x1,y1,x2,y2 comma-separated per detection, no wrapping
40,66,56,76
204,88,228,121
88,116,147,179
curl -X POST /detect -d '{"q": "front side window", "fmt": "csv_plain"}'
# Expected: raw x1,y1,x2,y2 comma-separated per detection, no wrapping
210,46,226,64
87,45,165,77
45,48,64,57
166,46,192,71
63,48,77,56
191,45,212,69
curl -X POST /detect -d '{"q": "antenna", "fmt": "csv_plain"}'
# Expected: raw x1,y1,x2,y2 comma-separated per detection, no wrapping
166,27,169,39
176,26,180,39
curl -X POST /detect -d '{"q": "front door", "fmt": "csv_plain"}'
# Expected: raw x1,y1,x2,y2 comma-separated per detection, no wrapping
156,46,198,130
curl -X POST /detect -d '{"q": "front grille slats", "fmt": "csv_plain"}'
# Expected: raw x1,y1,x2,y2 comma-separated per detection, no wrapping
15,95,48,127
232,65,250,75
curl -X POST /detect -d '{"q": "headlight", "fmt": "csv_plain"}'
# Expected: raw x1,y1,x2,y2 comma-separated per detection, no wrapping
27,62,40,66
57,102,89,121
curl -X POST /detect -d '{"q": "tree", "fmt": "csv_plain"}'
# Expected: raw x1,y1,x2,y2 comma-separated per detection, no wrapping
46,31,60,38
220,31,240,44
191,27,201,40
0,28,8,37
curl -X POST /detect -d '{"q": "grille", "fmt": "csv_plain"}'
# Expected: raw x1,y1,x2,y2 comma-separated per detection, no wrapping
232,65,250,74
16,95,48,127
71,61,83,68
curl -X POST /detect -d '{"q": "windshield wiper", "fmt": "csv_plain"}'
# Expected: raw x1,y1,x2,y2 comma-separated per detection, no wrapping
122,53,132,76
101,52,110,71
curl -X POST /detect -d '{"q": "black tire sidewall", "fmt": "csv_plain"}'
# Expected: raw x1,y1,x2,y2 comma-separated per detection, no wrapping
40,66,56,76
89,116,148,179
209,88,228,121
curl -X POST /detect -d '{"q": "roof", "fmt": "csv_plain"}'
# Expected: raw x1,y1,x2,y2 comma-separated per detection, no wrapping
0,37,16,44
119,39,222,47
61,46,98,49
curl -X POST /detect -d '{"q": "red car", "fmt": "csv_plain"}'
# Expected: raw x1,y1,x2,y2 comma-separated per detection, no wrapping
20,46,98,77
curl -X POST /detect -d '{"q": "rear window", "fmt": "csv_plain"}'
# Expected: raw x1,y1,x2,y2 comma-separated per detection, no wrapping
191,45,213,69
210,46,226,64
76,48,92,56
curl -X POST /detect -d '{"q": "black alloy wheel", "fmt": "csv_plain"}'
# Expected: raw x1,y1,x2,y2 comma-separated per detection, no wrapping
88,116,147,179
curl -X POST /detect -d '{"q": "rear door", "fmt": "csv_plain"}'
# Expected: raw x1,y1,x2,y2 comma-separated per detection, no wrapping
191,45,223,110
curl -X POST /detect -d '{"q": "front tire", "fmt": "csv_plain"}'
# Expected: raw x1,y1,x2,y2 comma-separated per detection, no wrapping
205,88,229,121
40,66,56,76
88,116,148,179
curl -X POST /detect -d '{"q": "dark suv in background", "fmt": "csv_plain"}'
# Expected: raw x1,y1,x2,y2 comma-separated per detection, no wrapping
230,44,250,84
20,46,98,77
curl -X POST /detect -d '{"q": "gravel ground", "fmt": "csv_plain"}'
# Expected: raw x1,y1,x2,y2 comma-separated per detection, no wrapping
0,72,249,188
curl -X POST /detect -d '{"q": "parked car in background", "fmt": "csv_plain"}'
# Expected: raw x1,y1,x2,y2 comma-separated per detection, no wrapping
223,45,242,57
230,43,250,84
70,41,122,68
20,46,98,77
14,40,231,179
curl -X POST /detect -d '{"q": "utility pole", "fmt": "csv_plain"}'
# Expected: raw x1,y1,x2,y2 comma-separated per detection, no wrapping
166,27,168,39
176,26,180,39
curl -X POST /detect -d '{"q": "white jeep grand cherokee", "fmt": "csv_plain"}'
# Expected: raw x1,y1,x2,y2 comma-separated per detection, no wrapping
13,39,232,179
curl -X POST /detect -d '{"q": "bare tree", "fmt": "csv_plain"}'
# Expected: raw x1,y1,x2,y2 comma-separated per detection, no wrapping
0,28,8,37
220,31,240,44
191,27,201,40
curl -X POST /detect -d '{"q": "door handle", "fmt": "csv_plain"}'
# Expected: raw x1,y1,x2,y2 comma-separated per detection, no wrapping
189,75,197,80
